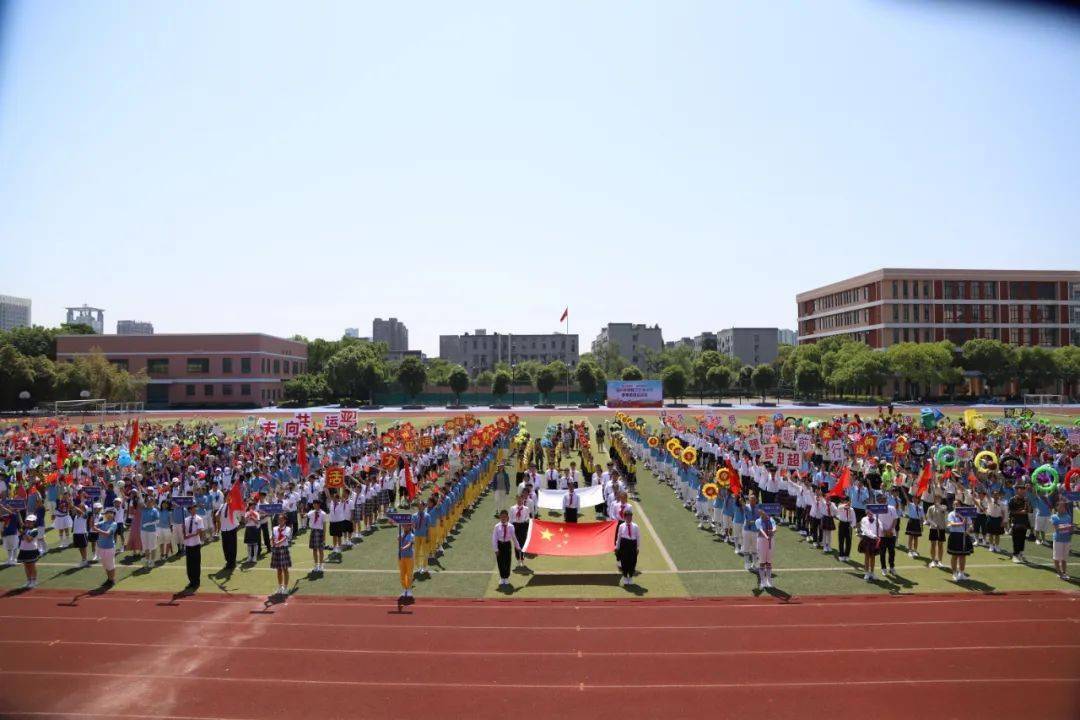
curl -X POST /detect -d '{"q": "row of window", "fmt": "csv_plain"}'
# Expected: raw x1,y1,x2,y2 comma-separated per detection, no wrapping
817,308,870,330
887,327,1059,346
184,383,252,397
811,286,869,314
138,357,305,376
468,339,577,352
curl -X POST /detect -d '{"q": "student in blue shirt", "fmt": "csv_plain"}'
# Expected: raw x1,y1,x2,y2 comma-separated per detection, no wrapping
93,508,119,586
139,498,161,568
1050,499,1073,581
397,522,415,602
849,480,869,525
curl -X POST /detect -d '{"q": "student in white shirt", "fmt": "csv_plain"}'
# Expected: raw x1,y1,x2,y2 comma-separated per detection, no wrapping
877,498,900,576
270,513,293,596
306,499,328,573
616,508,640,586
509,496,531,568
858,510,882,581
492,510,520,588
563,484,580,523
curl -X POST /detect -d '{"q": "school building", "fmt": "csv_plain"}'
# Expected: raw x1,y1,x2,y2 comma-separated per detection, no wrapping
796,268,1080,349
55,333,308,408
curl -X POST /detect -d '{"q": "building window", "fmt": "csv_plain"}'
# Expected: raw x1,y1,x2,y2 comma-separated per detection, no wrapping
241,384,251,396
292,361,299,375
204,385,214,396
273,359,280,374
187,358,210,374
902,304,909,322
185,384,195,397
241,357,251,374
222,358,233,373
147,358,169,375
108,359,129,372
892,329,900,344
891,281,898,298
923,281,930,298
222,384,233,396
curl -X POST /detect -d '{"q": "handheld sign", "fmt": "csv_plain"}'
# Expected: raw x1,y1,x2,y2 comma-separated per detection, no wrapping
325,465,345,489
1063,491,1080,503
81,487,103,499
172,495,195,508
954,506,977,518
758,503,781,516
386,512,414,526
258,503,284,514
0,499,27,512
866,503,889,515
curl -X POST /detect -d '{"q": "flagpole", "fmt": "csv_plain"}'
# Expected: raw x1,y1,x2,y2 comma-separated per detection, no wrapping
565,313,570,409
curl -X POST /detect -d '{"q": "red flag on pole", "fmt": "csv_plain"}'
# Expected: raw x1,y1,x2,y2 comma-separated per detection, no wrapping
914,460,933,500
522,519,616,557
55,434,68,471
405,463,417,500
226,482,244,524
826,466,851,499
726,460,742,496
1025,432,1036,469
129,418,139,455
559,307,568,323
297,434,309,477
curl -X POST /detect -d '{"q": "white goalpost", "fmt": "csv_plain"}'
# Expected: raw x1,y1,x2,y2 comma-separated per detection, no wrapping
1022,394,1064,406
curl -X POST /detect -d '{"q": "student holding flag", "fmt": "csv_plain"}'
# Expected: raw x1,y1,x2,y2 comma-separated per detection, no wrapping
616,507,640,586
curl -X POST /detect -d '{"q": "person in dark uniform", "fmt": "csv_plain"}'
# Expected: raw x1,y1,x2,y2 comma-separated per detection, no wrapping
182,503,205,591
563,483,580,523
491,510,520,588
508,495,531,568
616,508,640,586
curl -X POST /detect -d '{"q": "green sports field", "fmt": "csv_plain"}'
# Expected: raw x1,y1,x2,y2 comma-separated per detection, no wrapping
1,414,1076,599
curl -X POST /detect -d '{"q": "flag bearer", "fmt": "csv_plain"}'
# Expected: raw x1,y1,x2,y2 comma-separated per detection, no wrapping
616,508,640,586
492,509,520,588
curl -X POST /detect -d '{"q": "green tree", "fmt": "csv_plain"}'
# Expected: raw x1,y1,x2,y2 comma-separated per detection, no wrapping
794,361,824,399
325,344,388,404
961,339,1017,396
751,364,777,403
513,360,541,386
283,373,331,406
1016,346,1057,394
737,365,754,392
575,362,599,400
546,360,569,386
661,365,688,402
425,358,455,386
1054,345,1080,397
621,365,644,381
395,356,427,400
492,369,512,399
706,365,732,401
590,340,628,376
691,350,724,403
535,367,558,402
475,369,495,389
1,325,58,359
0,344,36,407
448,366,470,404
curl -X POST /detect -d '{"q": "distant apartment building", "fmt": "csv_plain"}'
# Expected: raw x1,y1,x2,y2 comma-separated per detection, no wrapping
116,320,154,335
373,317,408,353
778,328,797,346
796,268,1080,348
344,327,360,338
439,330,579,375
66,305,104,334
0,295,31,332
717,328,779,367
694,332,718,351
55,333,307,407
664,337,695,349
593,323,664,367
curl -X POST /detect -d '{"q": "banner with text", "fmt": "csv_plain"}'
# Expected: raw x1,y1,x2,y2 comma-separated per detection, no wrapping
606,380,663,408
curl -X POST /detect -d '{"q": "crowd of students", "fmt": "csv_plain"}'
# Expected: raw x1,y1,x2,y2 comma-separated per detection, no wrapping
0,414,515,596
622,409,1076,589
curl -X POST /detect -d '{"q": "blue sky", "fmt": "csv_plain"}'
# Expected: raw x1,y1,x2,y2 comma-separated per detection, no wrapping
1,1,1078,356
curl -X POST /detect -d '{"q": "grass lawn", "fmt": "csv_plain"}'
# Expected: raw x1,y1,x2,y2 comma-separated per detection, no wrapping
2,413,1076,599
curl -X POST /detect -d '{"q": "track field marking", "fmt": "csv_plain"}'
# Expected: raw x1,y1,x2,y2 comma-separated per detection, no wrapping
2,638,1077,657
0,613,1072,631
4,670,1079,690
631,500,678,572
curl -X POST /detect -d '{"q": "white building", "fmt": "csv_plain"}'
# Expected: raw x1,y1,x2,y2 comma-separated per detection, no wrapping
66,305,104,334
592,323,664,368
116,320,154,335
440,329,579,375
0,295,31,332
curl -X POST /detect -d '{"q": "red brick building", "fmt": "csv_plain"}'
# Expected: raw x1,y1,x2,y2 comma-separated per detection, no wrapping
796,269,1080,349
55,333,308,408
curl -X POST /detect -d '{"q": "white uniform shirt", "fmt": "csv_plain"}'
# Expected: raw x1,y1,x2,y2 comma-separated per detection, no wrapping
491,521,520,550
182,514,205,547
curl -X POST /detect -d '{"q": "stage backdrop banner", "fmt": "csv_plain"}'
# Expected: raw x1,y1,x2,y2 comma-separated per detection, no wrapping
522,518,618,557
537,484,604,510
606,380,663,408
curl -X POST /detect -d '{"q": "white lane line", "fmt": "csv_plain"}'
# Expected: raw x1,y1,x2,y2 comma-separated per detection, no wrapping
3,638,1078,657
12,713,252,720
632,500,677,572
1,614,1071,631
4,669,1079,690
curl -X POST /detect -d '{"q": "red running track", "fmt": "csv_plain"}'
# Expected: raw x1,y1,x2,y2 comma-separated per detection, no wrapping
0,590,1077,720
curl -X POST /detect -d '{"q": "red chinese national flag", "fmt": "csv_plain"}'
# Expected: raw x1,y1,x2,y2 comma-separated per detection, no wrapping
297,434,309,477
129,418,139,454
522,519,616,557
559,307,568,323
826,466,851,499
914,460,933,499
726,460,742,496
405,464,417,501
55,434,68,470
226,482,245,524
